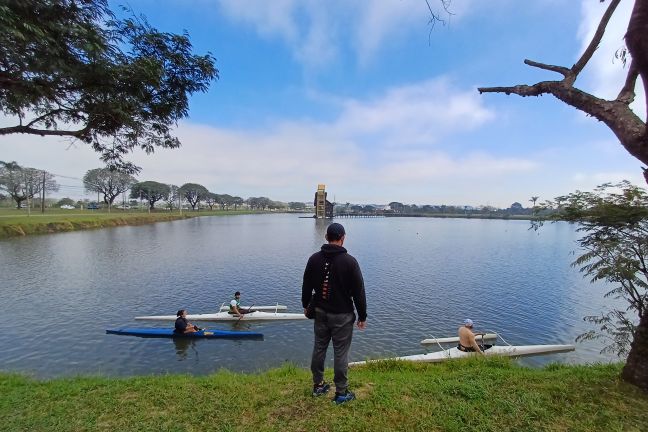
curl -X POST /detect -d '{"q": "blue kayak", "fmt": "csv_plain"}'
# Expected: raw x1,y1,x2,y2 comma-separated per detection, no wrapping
106,328,263,339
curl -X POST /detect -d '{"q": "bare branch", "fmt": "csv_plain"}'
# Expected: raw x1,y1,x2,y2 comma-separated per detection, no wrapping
572,0,622,75
478,81,555,97
524,59,571,77
617,60,639,104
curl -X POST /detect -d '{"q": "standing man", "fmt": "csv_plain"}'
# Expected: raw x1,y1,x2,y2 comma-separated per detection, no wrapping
302,222,367,404
229,291,251,318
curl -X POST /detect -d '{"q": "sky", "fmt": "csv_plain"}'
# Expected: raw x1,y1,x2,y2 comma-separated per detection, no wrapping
1,0,646,207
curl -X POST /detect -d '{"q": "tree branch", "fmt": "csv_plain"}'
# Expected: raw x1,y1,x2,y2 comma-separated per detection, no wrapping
617,60,639,103
572,0,622,76
0,124,91,138
523,59,571,77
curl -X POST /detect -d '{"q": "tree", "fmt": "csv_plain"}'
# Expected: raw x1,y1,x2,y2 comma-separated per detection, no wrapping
529,196,539,208
204,192,219,210
166,184,179,210
536,182,648,392
83,168,136,207
0,161,59,208
178,183,208,210
219,194,235,210
476,0,648,183
389,202,405,213
232,196,244,210
0,0,218,173
130,181,170,210
289,201,306,210
57,197,75,207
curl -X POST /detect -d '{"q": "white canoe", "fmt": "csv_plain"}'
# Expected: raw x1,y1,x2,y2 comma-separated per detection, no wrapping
349,344,575,366
420,333,498,345
218,305,288,312
135,310,307,322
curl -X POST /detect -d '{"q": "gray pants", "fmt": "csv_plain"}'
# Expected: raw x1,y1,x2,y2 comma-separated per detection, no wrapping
311,308,355,393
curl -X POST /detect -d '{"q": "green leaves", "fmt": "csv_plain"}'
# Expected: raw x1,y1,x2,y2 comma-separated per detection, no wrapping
546,181,648,356
0,0,217,170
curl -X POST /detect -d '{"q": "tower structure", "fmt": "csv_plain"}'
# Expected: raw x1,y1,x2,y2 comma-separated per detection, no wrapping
315,184,327,218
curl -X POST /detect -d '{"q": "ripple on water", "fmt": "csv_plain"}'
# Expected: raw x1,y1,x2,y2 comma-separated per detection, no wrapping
0,215,620,378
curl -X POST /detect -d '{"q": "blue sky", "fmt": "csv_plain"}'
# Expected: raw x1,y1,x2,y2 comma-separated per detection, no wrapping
1,0,645,207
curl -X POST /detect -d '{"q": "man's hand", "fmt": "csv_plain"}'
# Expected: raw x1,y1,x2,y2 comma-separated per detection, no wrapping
357,321,366,330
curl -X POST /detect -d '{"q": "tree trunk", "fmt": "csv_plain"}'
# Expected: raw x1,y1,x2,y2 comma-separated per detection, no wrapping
625,0,648,122
622,310,648,392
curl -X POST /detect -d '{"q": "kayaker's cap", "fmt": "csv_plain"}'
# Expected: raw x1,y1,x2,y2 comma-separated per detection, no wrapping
464,319,474,327
326,223,346,240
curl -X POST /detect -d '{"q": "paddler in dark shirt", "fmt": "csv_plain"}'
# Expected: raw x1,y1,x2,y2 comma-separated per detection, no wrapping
457,319,485,354
174,309,200,334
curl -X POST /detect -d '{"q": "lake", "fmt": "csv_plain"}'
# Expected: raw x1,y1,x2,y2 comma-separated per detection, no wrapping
0,214,619,378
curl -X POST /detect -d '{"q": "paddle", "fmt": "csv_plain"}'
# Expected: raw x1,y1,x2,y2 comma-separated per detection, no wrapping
238,304,255,321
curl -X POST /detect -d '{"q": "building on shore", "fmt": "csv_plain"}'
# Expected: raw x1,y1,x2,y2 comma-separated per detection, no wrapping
314,184,334,218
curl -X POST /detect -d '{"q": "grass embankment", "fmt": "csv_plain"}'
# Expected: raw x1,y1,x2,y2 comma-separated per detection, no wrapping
0,209,259,240
1,359,646,432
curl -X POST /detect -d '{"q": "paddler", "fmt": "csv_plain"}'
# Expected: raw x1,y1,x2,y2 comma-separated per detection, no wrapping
174,309,201,333
457,319,485,354
229,291,252,318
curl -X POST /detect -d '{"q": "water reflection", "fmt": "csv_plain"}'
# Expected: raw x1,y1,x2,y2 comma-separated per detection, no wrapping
173,338,199,362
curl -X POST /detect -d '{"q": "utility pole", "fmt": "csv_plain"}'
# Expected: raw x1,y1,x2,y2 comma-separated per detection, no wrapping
41,170,46,214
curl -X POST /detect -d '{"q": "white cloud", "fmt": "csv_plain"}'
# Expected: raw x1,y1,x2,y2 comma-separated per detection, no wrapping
335,77,495,146
0,77,531,205
217,0,475,69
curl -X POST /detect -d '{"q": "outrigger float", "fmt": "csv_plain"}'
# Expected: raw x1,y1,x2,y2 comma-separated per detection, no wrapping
135,310,307,322
350,333,575,366
217,304,288,312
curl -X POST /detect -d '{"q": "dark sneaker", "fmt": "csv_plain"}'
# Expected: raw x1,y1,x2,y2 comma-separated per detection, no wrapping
332,391,356,404
312,381,331,397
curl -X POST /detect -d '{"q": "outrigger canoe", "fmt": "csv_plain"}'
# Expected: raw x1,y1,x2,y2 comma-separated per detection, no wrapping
218,305,288,312
135,310,307,322
349,343,575,366
106,328,263,339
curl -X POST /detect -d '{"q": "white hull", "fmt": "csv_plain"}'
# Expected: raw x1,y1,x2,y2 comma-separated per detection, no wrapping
349,344,575,366
135,310,307,322
218,305,288,312
420,333,498,345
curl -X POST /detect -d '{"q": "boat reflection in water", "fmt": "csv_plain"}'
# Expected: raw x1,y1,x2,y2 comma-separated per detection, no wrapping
173,338,199,362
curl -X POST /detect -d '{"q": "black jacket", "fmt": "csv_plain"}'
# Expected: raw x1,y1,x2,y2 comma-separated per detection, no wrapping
301,244,367,321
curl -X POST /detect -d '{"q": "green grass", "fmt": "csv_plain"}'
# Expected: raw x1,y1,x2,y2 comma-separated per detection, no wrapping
1,359,646,431
0,209,261,239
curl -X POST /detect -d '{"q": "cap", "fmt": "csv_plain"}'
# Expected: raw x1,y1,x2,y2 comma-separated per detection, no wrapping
464,319,474,327
326,223,346,240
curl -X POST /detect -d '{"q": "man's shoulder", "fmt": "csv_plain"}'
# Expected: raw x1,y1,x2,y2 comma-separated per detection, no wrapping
337,252,359,266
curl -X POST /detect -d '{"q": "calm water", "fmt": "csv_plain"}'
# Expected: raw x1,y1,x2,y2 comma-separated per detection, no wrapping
0,214,618,378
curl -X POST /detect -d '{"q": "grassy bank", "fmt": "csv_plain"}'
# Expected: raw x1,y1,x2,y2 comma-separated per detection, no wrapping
1,359,646,431
0,209,260,240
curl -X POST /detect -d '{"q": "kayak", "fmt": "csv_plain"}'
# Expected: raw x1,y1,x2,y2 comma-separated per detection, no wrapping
349,344,575,366
218,305,288,312
135,310,307,322
106,328,263,339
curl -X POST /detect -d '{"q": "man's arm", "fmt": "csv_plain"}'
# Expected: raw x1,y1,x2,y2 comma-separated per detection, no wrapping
469,333,484,355
233,306,244,318
301,255,316,308
349,257,367,323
